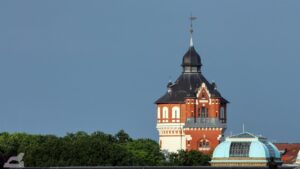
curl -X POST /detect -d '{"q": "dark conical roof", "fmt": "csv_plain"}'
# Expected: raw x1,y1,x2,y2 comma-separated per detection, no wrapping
155,44,228,104
181,46,202,67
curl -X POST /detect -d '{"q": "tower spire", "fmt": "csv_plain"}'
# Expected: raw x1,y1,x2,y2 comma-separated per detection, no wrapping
189,15,197,47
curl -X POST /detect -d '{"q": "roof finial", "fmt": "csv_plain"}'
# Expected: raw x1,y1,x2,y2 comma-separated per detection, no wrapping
189,14,197,47
168,75,172,83
242,123,245,133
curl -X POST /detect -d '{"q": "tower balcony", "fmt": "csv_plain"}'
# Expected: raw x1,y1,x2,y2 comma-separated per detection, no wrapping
184,118,227,129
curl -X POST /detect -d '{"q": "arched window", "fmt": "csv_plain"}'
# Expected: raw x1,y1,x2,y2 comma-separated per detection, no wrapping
220,106,226,123
172,107,180,122
157,107,161,122
201,107,208,118
162,107,168,122
198,139,210,150
220,107,225,118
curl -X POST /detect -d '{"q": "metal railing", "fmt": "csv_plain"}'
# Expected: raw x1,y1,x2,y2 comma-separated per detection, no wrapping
184,118,227,128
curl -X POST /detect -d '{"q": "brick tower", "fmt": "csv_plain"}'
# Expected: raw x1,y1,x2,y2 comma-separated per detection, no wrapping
155,18,228,154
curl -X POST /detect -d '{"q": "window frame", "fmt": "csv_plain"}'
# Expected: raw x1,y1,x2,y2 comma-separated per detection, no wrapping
229,142,251,157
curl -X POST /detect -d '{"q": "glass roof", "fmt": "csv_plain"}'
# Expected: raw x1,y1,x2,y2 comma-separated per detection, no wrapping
229,142,251,157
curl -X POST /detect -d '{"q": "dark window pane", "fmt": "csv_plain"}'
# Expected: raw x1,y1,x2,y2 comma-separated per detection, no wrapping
199,140,210,148
201,107,208,118
229,142,251,157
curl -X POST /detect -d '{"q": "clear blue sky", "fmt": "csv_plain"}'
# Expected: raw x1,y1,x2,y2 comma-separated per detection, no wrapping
0,0,299,142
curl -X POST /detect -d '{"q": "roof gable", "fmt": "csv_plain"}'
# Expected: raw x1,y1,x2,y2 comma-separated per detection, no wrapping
230,132,257,138
155,73,228,104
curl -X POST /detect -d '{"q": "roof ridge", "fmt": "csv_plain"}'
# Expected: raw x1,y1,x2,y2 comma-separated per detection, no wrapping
230,132,258,138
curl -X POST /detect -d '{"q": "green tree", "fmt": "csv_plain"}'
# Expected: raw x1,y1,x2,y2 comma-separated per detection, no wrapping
167,150,211,166
0,131,211,167
124,139,165,166
115,130,132,143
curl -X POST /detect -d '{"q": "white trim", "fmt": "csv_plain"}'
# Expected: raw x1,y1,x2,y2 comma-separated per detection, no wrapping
157,123,185,127
197,83,212,104
186,135,192,141
156,123,185,130
217,134,222,140
157,107,161,119
162,107,168,118
172,106,180,119
160,136,186,153
199,147,211,151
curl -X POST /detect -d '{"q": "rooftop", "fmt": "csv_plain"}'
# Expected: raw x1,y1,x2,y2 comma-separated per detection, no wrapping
274,143,300,164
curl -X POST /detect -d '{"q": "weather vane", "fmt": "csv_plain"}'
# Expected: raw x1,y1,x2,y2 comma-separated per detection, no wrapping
189,15,197,47
189,15,197,34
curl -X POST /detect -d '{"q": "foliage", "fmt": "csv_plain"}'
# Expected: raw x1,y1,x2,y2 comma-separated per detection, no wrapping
0,131,210,167
124,139,164,166
166,150,211,166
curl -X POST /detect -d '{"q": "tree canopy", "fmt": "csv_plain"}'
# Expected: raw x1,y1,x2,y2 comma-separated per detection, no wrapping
0,131,210,167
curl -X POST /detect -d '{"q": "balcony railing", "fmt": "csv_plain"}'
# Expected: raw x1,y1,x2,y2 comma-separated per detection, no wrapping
184,118,227,128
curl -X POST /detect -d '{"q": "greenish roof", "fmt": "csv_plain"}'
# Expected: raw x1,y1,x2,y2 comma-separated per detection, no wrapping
230,132,256,138
212,132,281,160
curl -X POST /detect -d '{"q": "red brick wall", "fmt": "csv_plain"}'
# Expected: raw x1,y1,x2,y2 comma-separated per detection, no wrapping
156,86,227,153
157,104,188,123
184,129,223,154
